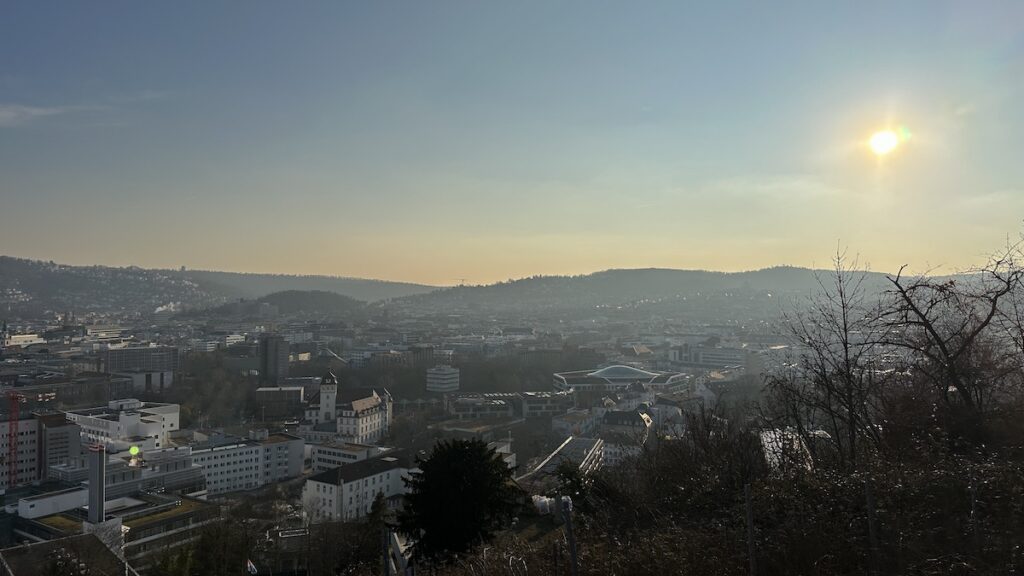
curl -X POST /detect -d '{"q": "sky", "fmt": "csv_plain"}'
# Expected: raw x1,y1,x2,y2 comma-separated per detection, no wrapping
1,2,1023,286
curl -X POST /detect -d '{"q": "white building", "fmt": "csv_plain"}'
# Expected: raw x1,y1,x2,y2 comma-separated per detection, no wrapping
186,431,304,495
65,399,179,453
425,365,460,393
302,451,415,522
600,410,654,467
303,373,392,445
311,442,389,473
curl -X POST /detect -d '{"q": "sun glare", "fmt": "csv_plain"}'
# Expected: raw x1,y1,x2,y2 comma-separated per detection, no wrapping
869,129,902,156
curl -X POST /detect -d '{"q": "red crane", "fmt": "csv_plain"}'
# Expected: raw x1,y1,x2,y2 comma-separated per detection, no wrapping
6,391,26,488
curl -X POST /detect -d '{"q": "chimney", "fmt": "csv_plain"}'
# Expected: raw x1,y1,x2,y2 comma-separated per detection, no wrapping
87,444,106,523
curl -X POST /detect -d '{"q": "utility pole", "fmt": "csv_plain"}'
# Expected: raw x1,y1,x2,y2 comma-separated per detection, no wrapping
561,496,579,576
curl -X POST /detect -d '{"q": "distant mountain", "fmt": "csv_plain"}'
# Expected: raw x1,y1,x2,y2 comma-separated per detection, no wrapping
184,270,435,302
396,267,896,316
196,289,365,319
0,256,436,316
257,290,363,315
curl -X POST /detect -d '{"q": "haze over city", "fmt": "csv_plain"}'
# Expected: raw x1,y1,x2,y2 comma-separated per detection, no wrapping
3,1,1024,284
4,4,1024,576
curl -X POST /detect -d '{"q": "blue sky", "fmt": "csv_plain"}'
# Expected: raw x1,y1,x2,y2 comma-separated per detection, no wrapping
2,1,1022,284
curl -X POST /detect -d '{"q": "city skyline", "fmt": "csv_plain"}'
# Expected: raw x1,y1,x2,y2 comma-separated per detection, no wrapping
3,1,1023,284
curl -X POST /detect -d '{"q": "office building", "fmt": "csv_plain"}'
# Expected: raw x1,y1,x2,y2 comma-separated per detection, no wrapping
259,334,290,385
425,365,460,393
64,399,179,452
96,346,180,374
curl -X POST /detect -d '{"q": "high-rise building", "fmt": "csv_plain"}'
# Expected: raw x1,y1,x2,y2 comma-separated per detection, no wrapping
258,334,290,385
0,411,82,490
96,346,180,373
426,365,460,393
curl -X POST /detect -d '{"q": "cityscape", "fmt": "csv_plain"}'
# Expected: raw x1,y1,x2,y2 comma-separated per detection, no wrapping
2,2,1024,575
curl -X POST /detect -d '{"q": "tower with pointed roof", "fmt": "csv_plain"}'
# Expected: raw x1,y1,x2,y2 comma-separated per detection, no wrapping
319,372,338,423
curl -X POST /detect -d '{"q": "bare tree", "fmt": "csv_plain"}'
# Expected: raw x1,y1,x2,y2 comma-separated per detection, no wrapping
764,250,885,470
876,242,1024,446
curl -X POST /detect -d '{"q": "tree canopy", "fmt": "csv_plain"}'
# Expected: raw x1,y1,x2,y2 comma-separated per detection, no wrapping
398,439,520,561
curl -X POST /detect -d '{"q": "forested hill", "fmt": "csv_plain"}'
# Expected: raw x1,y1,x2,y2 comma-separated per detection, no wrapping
184,270,435,302
397,267,896,313
0,256,435,315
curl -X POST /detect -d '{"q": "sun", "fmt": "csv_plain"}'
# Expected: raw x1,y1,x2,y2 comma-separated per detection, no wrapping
869,129,900,155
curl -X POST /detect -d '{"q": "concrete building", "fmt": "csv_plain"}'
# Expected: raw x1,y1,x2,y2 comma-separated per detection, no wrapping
0,412,81,490
552,409,600,438
259,334,290,385
48,447,206,499
448,397,515,420
311,442,389,473
519,391,574,418
302,450,415,522
254,386,306,420
64,399,179,453
15,493,218,571
114,370,174,394
185,430,304,495
0,533,139,576
425,365,460,393
96,346,180,374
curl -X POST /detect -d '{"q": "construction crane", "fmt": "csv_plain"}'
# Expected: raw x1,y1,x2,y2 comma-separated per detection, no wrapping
5,390,26,487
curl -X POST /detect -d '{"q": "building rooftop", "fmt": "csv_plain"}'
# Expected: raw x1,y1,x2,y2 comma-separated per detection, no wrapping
307,450,413,485
0,533,132,576
260,432,301,445
122,497,213,529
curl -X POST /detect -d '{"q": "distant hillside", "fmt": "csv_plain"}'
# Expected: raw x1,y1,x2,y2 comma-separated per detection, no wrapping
257,290,363,315
0,256,436,316
184,270,435,302
397,267,896,315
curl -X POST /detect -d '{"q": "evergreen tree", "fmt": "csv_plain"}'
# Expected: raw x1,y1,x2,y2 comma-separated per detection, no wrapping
398,439,520,561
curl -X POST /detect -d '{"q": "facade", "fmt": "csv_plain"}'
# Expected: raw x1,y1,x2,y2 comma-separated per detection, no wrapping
114,370,174,394
520,391,574,418
65,399,179,452
0,412,81,490
425,365,460,393
189,439,263,494
259,432,305,484
37,412,82,471
311,442,388,473
47,447,207,499
553,365,688,393
258,334,290,385
254,386,305,420
302,451,415,522
600,410,654,467
303,373,392,444
96,346,180,374
186,431,303,495
448,397,515,420
552,409,600,438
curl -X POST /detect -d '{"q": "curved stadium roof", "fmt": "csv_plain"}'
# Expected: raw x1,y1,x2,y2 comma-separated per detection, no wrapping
587,365,659,380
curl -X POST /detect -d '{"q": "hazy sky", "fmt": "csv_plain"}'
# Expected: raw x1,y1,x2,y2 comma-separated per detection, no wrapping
2,2,1023,285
